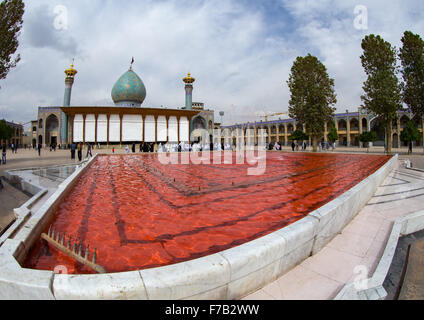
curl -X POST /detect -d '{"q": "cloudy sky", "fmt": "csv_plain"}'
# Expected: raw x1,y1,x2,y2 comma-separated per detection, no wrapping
0,0,423,127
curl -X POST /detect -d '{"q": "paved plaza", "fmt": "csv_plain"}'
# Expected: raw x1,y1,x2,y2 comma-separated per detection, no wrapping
244,159,424,299
0,146,423,299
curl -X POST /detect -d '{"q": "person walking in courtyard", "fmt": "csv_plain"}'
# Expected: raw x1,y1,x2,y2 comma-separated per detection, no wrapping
291,141,295,152
77,143,82,161
70,143,76,160
1,143,6,164
86,143,93,159
37,143,42,157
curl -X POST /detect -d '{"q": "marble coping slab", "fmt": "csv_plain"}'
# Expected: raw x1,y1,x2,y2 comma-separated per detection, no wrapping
0,153,398,300
334,209,424,300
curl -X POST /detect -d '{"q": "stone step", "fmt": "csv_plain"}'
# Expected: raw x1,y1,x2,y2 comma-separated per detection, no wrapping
0,178,30,231
398,238,424,300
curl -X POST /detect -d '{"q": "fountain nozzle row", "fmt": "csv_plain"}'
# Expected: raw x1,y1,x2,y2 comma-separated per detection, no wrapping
44,226,104,273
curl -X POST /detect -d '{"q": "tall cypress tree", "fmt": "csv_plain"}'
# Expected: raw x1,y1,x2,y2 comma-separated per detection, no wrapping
0,0,25,83
360,34,402,154
287,54,337,152
399,31,424,121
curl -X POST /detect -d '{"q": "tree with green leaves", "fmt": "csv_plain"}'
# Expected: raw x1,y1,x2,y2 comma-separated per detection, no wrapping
0,0,25,84
399,31,424,120
288,129,309,142
400,120,421,154
287,54,337,152
359,131,377,153
0,119,13,142
360,34,402,154
327,121,338,146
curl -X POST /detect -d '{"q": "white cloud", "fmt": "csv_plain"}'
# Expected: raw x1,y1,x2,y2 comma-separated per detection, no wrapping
0,0,423,127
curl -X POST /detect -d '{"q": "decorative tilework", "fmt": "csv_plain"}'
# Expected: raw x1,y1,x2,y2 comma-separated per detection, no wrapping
111,70,146,106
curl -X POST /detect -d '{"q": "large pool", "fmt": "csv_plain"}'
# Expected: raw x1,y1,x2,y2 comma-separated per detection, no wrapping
23,152,391,274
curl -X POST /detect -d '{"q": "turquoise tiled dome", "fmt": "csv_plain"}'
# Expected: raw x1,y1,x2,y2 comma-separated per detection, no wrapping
111,69,146,107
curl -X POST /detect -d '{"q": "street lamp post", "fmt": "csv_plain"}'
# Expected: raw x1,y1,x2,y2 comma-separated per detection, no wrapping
219,111,224,125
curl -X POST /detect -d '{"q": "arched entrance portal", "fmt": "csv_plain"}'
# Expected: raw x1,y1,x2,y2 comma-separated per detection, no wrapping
192,116,207,143
193,116,206,130
370,117,385,147
46,114,59,147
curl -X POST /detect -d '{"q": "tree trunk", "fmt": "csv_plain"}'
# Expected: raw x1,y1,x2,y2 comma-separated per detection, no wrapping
386,125,392,154
312,136,318,152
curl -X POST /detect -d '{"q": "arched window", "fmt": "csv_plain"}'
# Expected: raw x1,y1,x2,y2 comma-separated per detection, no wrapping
350,118,359,131
362,118,368,131
338,119,347,130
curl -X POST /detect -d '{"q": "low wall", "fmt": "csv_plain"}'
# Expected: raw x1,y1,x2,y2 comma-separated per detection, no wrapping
0,154,398,300
335,209,424,300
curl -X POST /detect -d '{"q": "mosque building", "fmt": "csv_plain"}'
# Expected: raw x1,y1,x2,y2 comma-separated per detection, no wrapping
34,61,215,147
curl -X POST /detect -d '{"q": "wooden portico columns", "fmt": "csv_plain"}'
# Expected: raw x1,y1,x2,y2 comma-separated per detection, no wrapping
95,114,98,145
107,114,110,146
82,114,86,145
166,116,169,143
155,115,158,143
69,115,74,144
119,113,123,146
177,116,181,144
143,116,145,142
188,116,193,144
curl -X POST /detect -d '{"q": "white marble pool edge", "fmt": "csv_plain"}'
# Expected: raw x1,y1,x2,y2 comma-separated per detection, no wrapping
334,208,424,300
0,153,398,300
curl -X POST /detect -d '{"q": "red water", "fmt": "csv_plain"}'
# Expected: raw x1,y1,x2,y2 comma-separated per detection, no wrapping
23,152,391,274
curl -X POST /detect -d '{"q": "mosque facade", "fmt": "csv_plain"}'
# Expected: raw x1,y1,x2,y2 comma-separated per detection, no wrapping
34,62,215,147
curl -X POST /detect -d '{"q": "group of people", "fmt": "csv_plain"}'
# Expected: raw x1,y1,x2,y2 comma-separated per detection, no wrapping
60,139,342,159
291,141,308,152
119,141,237,154
10,143,18,154
70,143,93,161
290,141,337,152
266,142,281,151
